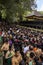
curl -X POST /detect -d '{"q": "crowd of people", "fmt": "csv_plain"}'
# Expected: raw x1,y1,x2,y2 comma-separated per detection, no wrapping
0,22,43,65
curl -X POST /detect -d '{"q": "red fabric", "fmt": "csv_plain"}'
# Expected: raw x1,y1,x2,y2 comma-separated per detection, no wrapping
15,39,20,42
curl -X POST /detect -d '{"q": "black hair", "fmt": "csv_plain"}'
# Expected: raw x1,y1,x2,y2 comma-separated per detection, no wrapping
9,45,12,51
15,49,19,53
40,54,43,61
30,52,35,58
29,46,33,51
5,39,8,43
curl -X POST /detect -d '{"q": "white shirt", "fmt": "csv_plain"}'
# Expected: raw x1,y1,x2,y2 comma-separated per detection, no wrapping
1,31,5,37
23,46,29,54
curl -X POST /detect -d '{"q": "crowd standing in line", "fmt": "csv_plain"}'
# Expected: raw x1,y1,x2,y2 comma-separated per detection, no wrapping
0,23,43,65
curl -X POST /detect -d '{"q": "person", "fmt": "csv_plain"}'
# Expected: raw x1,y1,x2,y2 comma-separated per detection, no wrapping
35,48,42,57
5,45,15,65
12,55,19,65
8,38,13,47
12,50,22,65
29,52,35,65
40,54,43,65
26,45,34,58
1,39,9,55
34,56,40,65
1,39,10,65
34,54,43,65
23,43,29,54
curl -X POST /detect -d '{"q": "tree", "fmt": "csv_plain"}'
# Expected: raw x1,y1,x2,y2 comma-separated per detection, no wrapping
0,0,37,22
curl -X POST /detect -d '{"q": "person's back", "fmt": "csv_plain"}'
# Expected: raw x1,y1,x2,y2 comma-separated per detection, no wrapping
5,45,15,65
12,56,19,65
28,52,35,65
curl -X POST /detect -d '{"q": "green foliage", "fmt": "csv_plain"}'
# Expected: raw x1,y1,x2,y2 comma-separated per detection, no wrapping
1,9,7,19
0,0,37,22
